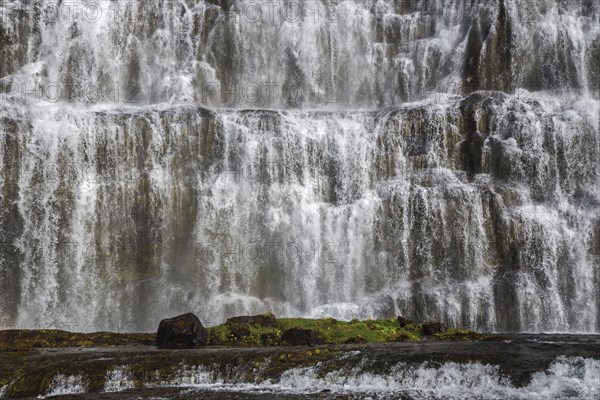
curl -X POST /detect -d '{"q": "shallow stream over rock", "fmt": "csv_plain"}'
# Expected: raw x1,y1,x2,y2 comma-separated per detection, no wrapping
1,335,599,399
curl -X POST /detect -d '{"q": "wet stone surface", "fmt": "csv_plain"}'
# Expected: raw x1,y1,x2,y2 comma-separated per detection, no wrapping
1,334,599,399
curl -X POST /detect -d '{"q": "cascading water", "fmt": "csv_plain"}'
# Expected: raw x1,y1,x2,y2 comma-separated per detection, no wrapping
0,0,598,333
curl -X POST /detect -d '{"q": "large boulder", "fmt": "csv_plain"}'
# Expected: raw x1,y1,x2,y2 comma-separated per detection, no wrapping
260,332,277,345
281,328,323,346
397,316,414,328
155,313,208,348
421,321,448,336
229,324,251,340
226,312,277,327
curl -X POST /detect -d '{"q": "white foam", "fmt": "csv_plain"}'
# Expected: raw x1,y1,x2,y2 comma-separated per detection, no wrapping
44,374,86,397
138,356,600,400
104,366,135,392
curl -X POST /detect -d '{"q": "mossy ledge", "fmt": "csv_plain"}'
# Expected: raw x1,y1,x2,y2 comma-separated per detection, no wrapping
0,329,155,351
0,314,494,351
209,315,424,346
1,338,598,398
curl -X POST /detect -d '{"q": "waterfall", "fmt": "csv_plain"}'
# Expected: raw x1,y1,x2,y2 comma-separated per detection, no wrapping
0,0,598,333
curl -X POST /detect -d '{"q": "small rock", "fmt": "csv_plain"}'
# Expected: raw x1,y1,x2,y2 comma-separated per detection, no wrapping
229,324,251,339
397,316,414,327
281,328,323,346
226,313,277,328
155,313,208,348
421,321,448,336
260,332,277,345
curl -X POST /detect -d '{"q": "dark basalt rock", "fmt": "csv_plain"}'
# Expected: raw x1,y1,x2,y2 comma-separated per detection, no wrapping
462,17,483,94
421,321,448,336
155,313,208,348
229,324,251,340
461,130,485,176
281,328,323,346
226,312,277,327
397,316,414,327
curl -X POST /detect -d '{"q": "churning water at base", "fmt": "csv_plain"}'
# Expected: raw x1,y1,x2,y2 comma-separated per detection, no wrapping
26,356,600,400
0,0,599,332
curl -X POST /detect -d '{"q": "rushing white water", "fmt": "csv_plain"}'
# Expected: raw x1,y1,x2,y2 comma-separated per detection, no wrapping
44,374,87,397
1,355,596,399
104,366,135,392
0,0,599,332
1,0,598,107
267,357,600,399
50,356,599,399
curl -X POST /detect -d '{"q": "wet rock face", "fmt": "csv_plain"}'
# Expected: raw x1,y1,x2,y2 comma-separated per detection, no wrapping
281,328,323,346
1,338,599,398
461,130,485,176
0,93,597,333
0,1,598,334
155,313,208,348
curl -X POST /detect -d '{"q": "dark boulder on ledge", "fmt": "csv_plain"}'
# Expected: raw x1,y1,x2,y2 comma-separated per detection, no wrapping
397,316,414,327
229,324,251,339
226,312,277,327
421,321,448,336
155,313,208,348
281,328,323,346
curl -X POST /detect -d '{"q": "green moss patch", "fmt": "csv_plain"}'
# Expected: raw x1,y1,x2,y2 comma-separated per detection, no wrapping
208,317,423,346
1,316,489,350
